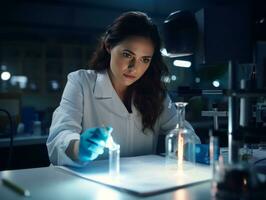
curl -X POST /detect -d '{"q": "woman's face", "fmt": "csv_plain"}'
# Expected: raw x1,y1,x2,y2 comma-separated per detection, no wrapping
107,36,154,93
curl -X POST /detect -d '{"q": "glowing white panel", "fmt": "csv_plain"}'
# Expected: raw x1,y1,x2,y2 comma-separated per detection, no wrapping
1,71,11,81
173,60,191,68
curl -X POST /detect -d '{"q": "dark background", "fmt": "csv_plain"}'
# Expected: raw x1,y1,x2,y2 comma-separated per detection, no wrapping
0,0,265,170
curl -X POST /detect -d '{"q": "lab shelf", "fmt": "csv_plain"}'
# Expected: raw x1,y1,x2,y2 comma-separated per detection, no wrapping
0,135,48,148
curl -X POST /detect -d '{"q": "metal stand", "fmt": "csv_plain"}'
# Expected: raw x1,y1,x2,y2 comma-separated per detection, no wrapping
228,60,239,164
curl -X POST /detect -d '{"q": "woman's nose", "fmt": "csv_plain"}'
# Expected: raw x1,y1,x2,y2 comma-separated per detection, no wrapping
128,58,136,69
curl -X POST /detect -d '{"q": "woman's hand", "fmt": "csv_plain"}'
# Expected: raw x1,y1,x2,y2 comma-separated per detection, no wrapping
79,127,113,162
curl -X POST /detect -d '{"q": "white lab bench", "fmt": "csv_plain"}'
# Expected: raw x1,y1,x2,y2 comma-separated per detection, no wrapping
0,164,212,200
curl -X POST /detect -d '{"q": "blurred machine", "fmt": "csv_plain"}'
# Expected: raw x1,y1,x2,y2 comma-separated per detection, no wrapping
162,3,266,198
163,4,266,161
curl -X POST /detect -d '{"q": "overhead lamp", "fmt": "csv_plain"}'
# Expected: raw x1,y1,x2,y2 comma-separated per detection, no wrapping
1,71,11,81
173,60,191,68
163,10,198,58
1,65,11,81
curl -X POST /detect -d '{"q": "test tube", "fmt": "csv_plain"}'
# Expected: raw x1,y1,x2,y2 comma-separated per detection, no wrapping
209,136,219,178
109,144,120,177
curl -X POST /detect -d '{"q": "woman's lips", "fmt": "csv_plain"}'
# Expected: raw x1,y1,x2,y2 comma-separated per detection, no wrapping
123,73,136,79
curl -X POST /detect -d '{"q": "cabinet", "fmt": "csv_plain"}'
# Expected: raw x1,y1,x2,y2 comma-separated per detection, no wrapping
1,41,92,93
0,40,93,109
0,41,94,169
0,40,93,136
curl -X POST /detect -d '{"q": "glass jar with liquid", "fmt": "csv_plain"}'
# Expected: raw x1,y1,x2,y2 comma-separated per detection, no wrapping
165,102,200,170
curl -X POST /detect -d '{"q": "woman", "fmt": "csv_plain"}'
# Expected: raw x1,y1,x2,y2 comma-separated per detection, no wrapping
46,11,196,167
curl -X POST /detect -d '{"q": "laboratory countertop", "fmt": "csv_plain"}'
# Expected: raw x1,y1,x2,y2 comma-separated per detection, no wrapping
0,135,48,147
0,165,212,200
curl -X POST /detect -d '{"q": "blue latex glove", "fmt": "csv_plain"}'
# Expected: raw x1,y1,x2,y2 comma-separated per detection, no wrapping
79,126,113,162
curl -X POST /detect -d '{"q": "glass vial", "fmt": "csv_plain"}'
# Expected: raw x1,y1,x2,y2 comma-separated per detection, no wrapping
109,144,120,177
209,135,219,178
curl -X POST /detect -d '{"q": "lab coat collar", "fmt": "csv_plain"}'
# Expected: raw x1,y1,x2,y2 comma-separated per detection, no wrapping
93,70,113,98
93,69,140,118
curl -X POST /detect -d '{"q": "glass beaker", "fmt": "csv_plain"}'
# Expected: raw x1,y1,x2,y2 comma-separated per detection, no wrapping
106,135,120,177
109,144,120,177
165,102,200,170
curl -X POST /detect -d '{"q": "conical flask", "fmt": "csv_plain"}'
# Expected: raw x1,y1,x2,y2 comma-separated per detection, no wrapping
165,102,199,170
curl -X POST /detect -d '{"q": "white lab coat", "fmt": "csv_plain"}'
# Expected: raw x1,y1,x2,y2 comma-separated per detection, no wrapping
46,69,191,167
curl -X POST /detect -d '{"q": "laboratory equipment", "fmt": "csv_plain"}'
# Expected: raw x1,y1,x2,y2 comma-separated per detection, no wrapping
165,102,200,170
211,161,266,199
164,7,266,166
106,134,120,177
162,5,266,198
33,114,42,135
163,10,197,57
209,135,219,177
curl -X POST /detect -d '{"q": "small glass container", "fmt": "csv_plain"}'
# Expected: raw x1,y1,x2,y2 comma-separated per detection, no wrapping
240,144,253,162
165,102,200,170
209,136,219,177
33,120,42,135
106,136,120,177
109,144,120,177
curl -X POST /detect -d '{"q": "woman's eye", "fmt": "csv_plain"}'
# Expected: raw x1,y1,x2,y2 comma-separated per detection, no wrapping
142,58,151,64
122,52,132,58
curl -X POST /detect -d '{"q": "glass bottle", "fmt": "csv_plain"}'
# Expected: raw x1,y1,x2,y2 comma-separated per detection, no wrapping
165,102,199,170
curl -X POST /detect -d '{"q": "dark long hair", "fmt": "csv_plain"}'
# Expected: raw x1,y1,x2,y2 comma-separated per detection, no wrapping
89,11,169,132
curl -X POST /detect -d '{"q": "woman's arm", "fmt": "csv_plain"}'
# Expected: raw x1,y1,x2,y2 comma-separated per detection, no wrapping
46,71,85,166
65,140,80,161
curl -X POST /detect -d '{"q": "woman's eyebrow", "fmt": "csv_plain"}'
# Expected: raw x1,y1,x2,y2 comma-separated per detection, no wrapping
123,49,152,58
123,49,135,55
142,55,152,59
